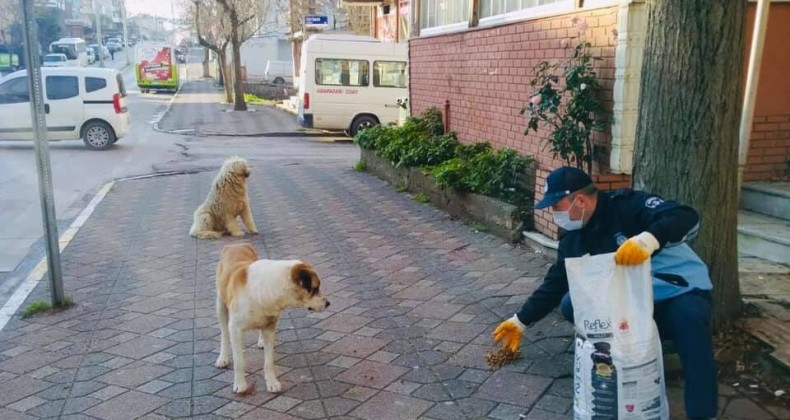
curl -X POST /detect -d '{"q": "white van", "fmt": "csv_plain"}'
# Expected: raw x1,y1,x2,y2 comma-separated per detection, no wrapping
265,60,293,85
298,34,407,136
0,67,131,150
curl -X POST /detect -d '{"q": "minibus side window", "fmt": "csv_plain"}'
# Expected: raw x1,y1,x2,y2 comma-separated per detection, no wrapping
315,58,369,87
373,61,407,88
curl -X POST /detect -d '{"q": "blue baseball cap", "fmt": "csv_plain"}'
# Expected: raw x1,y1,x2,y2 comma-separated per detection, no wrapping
534,167,593,209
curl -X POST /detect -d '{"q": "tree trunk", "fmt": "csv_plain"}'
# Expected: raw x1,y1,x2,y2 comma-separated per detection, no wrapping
633,1,746,327
231,31,246,111
202,47,210,78
217,49,232,104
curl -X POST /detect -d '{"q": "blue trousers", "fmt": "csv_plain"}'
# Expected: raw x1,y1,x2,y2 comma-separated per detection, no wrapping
561,290,718,418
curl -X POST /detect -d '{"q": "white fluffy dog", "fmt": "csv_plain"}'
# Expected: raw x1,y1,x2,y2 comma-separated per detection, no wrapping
189,156,258,239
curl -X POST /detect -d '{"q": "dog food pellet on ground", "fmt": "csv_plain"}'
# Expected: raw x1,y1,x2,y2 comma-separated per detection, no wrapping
485,347,520,369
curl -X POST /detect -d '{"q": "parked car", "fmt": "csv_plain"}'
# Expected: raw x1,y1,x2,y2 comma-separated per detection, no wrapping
264,60,293,85
86,49,96,64
43,53,68,67
0,67,131,150
89,44,110,60
106,41,122,53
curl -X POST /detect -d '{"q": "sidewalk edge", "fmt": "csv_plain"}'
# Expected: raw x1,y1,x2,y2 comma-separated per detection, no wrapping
0,181,115,331
151,80,185,135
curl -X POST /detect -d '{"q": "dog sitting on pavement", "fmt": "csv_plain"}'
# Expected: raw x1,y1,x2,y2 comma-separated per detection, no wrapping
214,243,330,394
189,156,258,240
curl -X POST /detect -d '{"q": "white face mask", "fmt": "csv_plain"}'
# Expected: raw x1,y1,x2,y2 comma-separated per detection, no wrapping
552,197,585,231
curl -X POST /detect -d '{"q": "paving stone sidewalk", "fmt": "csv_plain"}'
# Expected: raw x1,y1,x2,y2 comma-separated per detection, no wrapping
156,80,304,136
0,160,786,419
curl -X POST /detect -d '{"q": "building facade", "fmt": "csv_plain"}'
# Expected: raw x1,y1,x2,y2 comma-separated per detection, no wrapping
407,0,790,239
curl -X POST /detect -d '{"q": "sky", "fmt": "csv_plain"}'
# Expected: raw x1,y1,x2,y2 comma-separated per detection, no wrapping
125,0,181,19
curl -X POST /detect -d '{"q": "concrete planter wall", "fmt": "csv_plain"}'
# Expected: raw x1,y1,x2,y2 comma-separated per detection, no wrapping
242,82,297,100
360,148,526,243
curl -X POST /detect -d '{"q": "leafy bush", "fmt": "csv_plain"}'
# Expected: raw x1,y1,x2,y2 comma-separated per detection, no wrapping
455,142,493,160
398,132,458,167
354,107,533,208
357,109,457,168
521,17,607,175
355,124,391,150
433,147,531,206
407,106,444,137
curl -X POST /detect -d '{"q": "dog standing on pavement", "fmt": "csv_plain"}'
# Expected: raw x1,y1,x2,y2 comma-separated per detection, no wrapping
189,156,258,239
214,243,330,394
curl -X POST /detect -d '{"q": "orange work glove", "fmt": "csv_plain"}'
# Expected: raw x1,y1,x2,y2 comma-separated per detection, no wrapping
492,314,527,353
614,231,660,265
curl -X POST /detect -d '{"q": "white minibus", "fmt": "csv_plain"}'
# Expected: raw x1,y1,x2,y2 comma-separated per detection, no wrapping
297,34,407,136
49,38,89,67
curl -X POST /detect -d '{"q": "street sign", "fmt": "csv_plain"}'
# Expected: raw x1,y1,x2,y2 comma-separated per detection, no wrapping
305,15,328,30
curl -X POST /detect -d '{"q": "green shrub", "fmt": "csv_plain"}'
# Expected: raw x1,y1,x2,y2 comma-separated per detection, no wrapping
398,132,458,167
455,142,492,160
375,120,458,168
354,107,533,208
407,106,444,137
431,158,468,190
354,124,391,150
433,147,531,206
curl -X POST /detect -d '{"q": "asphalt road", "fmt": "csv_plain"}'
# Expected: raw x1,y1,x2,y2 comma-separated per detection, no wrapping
0,56,183,273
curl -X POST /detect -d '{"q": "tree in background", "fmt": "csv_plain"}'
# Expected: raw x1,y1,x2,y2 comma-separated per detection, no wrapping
633,1,746,326
0,0,21,70
190,0,232,103
214,0,270,111
35,6,63,50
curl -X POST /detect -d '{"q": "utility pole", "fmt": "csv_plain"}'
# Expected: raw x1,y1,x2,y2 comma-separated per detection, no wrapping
121,0,130,63
170,0,176,46
94,0,104,67
19,0,65,307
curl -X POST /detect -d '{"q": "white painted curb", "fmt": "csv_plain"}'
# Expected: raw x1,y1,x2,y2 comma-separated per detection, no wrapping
152,78,186,134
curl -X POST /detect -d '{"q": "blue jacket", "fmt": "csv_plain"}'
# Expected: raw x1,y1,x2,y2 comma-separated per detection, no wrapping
516,189,712,325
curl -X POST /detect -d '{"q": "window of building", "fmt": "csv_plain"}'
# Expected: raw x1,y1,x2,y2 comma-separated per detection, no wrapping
420,0,470,29
480,0,562,18
46,76,79,100
315,58,370,87
373,61,408,88
419,0,574,32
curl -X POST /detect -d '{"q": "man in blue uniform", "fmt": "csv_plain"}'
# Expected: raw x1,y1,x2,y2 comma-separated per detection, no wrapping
493,166,717,419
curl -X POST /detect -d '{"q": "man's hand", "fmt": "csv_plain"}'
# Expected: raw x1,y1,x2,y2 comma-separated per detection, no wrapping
615,231,660,265
492,314,526,352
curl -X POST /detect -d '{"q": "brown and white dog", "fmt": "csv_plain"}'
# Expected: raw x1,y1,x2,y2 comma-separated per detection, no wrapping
214,243,330,394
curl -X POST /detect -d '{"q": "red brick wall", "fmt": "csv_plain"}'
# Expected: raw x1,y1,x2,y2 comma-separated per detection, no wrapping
409,7,619,239
743,4,790,181
744,115,790,181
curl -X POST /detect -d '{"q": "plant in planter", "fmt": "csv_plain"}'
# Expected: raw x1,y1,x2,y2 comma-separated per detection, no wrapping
354,107,535,242
432,143,533,208
356,107,457,168
521,17,607,175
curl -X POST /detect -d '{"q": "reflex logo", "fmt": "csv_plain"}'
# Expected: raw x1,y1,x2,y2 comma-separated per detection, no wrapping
583,318,612,332
619,319,629,332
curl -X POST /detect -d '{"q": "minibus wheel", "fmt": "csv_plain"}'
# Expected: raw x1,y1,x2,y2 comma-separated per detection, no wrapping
350,115,378,137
